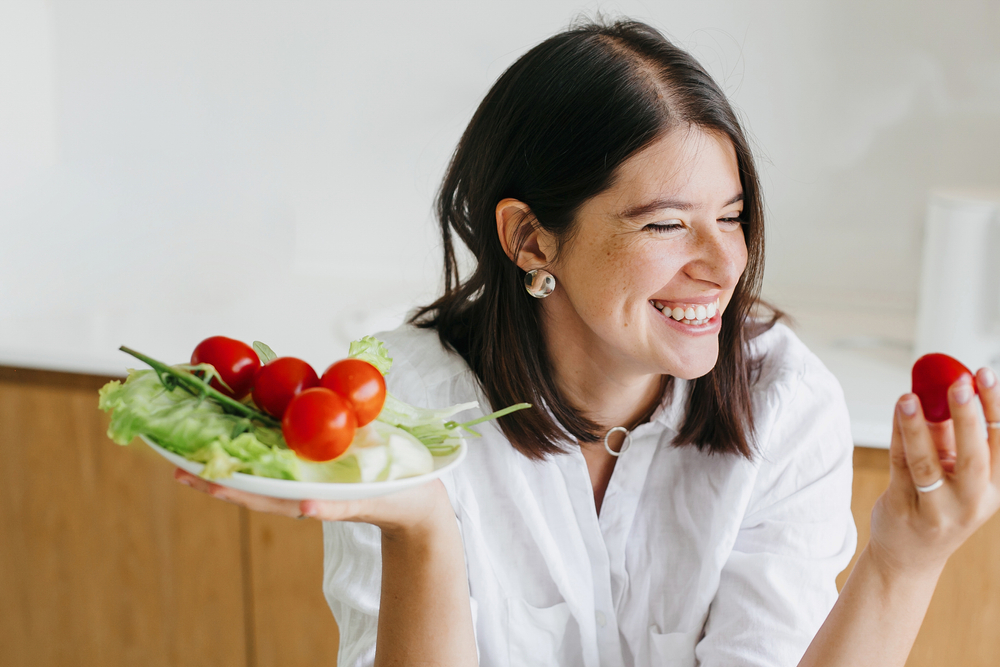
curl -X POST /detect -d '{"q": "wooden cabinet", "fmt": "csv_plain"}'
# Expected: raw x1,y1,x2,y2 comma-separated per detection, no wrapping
843,448,1000,667
2,366,999,666
0,367,338,667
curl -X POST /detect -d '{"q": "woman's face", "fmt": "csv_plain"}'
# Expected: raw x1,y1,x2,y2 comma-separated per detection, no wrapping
543,125,748,381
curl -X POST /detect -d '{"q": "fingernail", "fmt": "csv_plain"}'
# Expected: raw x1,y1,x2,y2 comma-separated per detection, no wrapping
900,395,918,416
177,478,192,487
979,367,997,389
953,377,973,405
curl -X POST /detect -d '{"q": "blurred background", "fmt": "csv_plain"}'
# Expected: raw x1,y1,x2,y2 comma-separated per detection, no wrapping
3,0,998,374
2,1,999,666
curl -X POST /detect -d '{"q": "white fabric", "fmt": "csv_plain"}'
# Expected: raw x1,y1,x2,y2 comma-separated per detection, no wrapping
322,322,857,667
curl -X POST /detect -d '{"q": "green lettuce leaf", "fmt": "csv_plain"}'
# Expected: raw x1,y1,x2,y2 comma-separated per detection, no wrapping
99,370,299,480
347,335,393,375
375,394,477,455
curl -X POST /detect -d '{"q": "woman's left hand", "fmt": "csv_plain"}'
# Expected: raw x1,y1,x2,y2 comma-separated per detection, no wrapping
869,367,1000,577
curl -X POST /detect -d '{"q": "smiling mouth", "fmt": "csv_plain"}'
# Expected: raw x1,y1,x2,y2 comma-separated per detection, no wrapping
649,298,720,326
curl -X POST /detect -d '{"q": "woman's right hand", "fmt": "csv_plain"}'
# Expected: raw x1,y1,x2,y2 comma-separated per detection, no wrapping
173,468,454,537
869,366,1000,578
176,469,478,665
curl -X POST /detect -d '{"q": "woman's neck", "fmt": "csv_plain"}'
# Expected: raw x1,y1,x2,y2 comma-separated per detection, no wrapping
542,311,665,435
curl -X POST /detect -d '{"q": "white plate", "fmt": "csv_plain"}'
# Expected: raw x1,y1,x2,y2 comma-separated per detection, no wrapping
142,435,467,500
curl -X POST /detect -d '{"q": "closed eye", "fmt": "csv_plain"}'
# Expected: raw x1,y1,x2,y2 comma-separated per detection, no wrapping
644,221,683,233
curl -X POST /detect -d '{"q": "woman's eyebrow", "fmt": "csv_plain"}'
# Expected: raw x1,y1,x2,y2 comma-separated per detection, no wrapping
619,192,744,219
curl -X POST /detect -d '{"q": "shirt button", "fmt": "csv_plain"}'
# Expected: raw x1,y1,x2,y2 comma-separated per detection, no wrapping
596,611,607,627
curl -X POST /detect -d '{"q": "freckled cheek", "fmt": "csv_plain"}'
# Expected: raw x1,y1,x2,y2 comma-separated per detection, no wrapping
563,245,657,318
555,248,621,315
637,252,687,293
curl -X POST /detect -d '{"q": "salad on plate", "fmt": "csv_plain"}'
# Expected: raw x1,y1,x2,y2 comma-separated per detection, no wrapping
97,335,528,499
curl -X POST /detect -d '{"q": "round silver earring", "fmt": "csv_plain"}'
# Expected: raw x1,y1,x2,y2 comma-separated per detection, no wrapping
524,269,556,298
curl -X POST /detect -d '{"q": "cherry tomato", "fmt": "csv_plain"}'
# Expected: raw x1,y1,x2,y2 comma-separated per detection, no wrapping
191,336,260,400
282,387,357,461
911,353,977,422
252,357,320,419
320,359,387,426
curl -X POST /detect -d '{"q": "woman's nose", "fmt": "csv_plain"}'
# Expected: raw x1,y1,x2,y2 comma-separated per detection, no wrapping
685,225,747,287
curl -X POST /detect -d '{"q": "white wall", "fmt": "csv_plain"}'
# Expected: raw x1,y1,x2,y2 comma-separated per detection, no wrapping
2,0,998,374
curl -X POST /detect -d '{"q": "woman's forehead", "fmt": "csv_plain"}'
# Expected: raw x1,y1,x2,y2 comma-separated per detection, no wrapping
598,127,742,214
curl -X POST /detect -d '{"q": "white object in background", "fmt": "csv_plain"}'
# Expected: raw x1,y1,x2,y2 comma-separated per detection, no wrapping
915,190,1000,373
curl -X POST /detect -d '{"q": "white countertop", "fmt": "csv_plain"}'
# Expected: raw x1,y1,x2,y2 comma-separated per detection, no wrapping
788,306,914,450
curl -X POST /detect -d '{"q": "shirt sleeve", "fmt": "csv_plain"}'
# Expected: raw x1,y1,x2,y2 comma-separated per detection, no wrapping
321,500,479,667
322,520,382,667
695,353,859,667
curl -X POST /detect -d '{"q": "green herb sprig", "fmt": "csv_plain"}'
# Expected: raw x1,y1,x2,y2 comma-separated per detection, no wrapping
119,346,281,429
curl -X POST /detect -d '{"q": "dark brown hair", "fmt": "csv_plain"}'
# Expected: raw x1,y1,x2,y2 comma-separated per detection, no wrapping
412,18,774,459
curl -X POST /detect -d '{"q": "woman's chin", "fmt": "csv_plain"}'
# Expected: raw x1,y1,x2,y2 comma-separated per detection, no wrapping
654,343,720,380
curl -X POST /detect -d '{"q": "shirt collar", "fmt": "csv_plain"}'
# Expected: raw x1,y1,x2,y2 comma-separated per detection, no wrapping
644,376,688,435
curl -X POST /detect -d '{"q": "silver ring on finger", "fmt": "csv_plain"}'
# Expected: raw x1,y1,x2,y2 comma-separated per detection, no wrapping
987,421,1000,430
915,477,945,493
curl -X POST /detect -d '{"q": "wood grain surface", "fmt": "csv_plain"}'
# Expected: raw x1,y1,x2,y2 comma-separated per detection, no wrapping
837,447,1000,667
248,512,340,666
0,370,247,666
0,366,340,666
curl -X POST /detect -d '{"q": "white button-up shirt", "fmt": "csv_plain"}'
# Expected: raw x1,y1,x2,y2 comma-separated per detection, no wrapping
323,322,857,667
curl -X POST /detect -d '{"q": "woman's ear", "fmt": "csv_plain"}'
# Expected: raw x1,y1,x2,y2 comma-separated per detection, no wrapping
495,198,555,271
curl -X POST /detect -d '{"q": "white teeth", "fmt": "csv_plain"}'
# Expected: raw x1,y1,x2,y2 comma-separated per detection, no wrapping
654,298,721,325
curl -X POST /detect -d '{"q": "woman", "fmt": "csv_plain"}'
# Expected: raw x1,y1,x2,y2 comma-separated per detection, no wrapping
177,19,1000,667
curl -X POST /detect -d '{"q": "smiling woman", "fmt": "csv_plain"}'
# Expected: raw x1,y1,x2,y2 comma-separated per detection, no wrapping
177,16,1000,667
414,26,771,464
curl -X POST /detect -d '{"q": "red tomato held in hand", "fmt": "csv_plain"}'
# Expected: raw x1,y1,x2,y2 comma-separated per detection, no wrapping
911,353,977,422
282,387,357,461
252,357,320,419
191,336,261,400
320,359,387,426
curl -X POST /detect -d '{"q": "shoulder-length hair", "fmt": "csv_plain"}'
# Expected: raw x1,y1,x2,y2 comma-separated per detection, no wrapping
412,18,773,460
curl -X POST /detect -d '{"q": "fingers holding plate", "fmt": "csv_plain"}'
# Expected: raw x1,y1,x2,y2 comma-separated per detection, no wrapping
174,468,304,518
